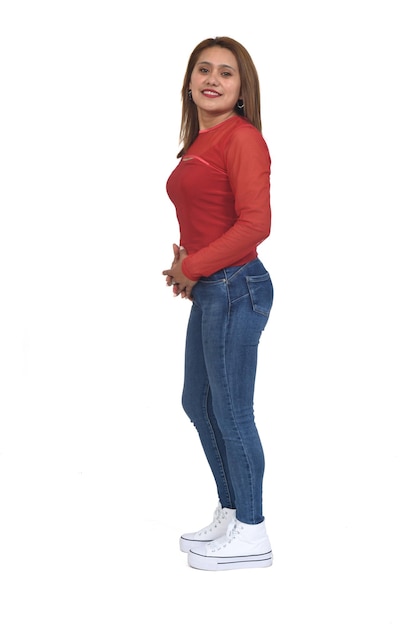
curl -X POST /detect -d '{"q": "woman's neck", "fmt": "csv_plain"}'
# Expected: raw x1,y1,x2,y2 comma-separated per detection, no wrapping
198,110,237,131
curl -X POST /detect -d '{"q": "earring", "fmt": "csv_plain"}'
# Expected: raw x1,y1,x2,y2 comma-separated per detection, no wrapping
237,99,244,109
188,89,193,101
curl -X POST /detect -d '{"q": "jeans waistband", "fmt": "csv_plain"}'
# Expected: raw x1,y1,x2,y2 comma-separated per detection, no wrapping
199,258,267,284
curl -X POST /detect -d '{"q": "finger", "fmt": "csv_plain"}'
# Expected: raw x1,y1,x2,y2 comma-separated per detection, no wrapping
173,243,180,260
164,273,178,288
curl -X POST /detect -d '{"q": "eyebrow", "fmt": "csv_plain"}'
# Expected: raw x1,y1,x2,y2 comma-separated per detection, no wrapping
196,61,236,71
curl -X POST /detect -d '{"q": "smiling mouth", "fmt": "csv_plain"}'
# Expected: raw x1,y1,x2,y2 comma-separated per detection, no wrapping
202,90,221,97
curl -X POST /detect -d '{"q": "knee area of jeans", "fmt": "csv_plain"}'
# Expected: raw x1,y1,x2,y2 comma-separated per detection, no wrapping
181,396,201,425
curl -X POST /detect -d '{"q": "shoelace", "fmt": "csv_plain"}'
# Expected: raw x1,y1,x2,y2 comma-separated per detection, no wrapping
197,504,228,536
214,504,226,522
225,519,241,542
209,519,240,551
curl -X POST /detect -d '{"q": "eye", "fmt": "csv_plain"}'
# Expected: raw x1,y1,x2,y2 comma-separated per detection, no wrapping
221,71,232,77
199,67,209,74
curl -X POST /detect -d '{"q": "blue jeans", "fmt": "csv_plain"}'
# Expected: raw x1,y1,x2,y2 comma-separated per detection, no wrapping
182,258,273,525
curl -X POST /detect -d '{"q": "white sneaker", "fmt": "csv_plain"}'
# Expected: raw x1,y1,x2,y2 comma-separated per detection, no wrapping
188,518,273,570
179,503,236,553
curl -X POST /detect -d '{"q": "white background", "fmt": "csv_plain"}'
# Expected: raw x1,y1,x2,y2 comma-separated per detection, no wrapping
1,1,416,624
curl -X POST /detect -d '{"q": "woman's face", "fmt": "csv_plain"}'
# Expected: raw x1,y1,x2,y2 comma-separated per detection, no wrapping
189,46,241,128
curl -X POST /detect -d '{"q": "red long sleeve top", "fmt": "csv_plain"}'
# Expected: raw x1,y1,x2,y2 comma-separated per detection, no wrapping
166,115,271,281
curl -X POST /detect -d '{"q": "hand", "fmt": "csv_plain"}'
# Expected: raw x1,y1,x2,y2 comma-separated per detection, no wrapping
164,243,181,297
162,244,197,300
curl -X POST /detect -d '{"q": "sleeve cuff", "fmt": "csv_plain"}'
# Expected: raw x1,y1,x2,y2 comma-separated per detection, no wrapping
182,256,200,281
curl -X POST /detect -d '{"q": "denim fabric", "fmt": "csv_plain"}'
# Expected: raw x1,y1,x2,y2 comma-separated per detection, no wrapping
182,258,273,524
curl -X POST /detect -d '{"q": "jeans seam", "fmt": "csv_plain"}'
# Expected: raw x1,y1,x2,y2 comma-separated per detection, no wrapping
203,367,232,507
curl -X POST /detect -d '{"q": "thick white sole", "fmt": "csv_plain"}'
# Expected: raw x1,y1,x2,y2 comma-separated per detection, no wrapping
188,549,273,571
179,537,213,553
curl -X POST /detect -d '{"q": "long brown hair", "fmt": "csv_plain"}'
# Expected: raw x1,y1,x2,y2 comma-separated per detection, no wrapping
177,36,262,158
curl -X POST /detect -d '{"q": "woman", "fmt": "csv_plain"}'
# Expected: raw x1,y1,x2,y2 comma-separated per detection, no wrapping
162,36,274,571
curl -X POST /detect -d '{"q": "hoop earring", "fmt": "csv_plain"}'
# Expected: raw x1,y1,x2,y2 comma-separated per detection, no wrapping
188,89,193,101
237,99,244,109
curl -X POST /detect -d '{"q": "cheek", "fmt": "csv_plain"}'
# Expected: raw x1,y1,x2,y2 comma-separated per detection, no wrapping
232,80,241,98
189,70,199,85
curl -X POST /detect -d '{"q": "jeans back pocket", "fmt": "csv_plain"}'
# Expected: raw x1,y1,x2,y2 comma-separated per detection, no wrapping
246,273,274,317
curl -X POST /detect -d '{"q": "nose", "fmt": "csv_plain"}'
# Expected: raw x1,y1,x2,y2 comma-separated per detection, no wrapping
206,71,219,86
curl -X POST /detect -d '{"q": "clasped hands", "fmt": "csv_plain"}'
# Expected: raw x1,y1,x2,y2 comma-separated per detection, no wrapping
162,243,197,300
